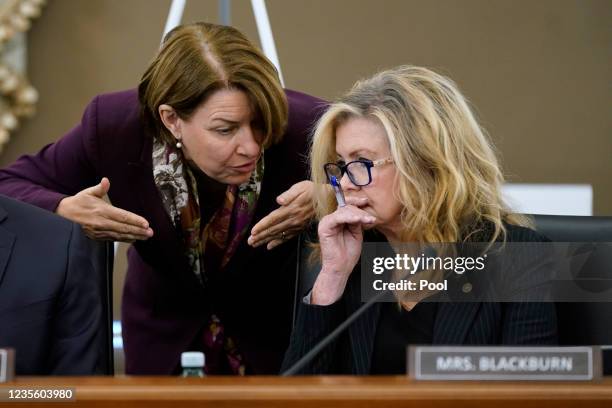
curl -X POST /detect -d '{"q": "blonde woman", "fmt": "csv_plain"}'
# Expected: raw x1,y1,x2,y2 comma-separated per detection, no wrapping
282,65,557,375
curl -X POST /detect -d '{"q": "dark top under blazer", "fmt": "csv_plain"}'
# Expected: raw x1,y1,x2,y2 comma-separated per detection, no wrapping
0,89,326,374
0,194,100,375
282,225,558,375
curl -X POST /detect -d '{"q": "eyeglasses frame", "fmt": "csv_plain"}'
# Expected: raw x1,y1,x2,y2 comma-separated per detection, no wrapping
323,157,394,187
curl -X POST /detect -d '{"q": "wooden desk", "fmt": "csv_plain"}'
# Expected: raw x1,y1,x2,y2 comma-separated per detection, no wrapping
1,376,611,407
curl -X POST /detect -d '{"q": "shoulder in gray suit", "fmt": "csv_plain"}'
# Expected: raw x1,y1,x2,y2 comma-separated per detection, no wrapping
0,194,101,375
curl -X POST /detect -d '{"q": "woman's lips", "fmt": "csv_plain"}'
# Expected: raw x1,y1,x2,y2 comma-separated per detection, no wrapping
346,196,369,209
232,161,257,173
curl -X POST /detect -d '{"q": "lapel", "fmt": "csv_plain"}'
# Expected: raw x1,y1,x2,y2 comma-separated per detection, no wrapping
345,272,381,375
126,161,159,218
349,301,380,375
0,205,16,286
343,302,482,375
124,126,177,241
345,232,393,374
125,130,160,220
342,227,485,372
343,269,482,373
123,134,188,273
432,302,482,344
345,294,482,372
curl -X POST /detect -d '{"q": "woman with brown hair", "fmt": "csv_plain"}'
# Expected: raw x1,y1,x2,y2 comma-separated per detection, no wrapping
0,22,325,375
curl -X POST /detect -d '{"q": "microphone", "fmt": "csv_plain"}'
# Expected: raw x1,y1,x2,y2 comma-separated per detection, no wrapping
281,289,386,376
282,243,439,376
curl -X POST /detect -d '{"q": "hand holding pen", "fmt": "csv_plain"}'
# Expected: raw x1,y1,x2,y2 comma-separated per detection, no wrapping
311,175,376,305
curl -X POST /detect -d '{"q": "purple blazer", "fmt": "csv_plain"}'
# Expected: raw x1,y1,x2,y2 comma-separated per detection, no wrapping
0,89,326,374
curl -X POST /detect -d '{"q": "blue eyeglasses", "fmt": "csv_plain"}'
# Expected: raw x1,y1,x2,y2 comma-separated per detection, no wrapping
323,157,393,187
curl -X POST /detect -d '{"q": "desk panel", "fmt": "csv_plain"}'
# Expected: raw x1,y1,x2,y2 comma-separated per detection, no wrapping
1,376,611,407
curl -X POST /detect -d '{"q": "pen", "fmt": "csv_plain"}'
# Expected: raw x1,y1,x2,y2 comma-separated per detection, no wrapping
330,176,346,207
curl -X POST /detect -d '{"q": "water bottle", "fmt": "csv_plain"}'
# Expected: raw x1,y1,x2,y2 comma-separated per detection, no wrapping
181,351,205,377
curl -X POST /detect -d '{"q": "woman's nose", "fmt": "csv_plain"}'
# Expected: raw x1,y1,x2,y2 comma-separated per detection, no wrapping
339,171,358,191
236,126,261,157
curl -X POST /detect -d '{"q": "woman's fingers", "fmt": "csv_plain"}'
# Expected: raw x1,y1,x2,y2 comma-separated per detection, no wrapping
248,212,310,247
96,216,153,240
249,196,370,247
57,179,154,242
251,189,312,237
248,207,303,247
249,206,287,239
276,180,312,205
266,238,285,250
81,199,152,240
251,181,313,232
249,182,315,248
320,205,376,234
103,204,152,231
84,229,138,243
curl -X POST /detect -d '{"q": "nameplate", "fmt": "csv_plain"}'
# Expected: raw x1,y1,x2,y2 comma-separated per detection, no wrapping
0,348,15,382
408,346,601,381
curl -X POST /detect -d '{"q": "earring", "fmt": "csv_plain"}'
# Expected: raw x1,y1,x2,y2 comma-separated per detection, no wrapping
176,141,182,149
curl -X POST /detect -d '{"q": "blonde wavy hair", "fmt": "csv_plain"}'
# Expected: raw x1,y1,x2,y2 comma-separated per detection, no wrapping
310,65,530,244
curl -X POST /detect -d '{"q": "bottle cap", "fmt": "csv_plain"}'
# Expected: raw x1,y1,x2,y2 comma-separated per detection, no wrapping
181,351,205,368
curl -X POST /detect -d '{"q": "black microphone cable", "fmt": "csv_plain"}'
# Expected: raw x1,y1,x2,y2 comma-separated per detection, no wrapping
281,288,387,376
282,245,440,376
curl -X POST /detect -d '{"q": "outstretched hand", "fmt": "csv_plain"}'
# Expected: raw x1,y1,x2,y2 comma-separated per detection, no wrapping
248,180,315,250
56,177,154,242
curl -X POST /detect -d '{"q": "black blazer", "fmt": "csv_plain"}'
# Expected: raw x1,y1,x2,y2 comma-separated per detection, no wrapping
282,224,558,375
0,194,101,375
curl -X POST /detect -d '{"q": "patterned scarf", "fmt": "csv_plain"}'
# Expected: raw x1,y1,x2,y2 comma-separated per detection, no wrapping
152,138,263,374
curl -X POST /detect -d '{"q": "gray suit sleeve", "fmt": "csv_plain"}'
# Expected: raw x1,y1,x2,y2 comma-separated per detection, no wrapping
48,223,102,375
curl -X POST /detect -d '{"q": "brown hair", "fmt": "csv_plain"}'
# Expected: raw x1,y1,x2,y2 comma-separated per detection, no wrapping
138,22,288,148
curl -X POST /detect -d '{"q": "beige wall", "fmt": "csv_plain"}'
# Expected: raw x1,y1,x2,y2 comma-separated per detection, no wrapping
0,0,610,320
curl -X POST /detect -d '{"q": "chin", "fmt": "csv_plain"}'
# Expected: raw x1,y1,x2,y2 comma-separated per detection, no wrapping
361,206,377,217
223,172,253,185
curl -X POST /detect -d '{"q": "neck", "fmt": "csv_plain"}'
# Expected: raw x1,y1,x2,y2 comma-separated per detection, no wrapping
189,161,226,196
375,220,408,245
188,163,227,224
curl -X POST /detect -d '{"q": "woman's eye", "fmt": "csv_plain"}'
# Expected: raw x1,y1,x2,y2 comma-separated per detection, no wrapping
216,127,234,135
